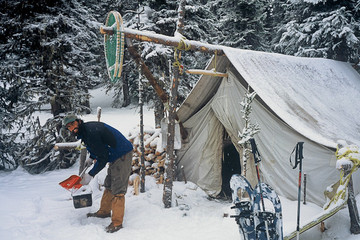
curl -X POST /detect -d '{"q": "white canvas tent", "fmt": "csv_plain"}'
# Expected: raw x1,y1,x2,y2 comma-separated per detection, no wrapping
175,47,360,206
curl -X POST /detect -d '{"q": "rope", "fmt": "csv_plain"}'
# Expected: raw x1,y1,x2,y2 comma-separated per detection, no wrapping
214,50,217,72
173,38,191,74
324,144,360,210
176,37,191,51
75,143,86,151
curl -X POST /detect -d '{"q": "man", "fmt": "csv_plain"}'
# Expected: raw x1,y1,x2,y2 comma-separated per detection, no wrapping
63,114,133,233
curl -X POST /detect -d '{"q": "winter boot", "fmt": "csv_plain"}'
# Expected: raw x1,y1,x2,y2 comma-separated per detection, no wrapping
106,194,125,233
87,188,113,218
105,223,123,233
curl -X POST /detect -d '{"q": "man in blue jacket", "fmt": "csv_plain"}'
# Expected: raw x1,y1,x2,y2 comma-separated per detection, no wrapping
63,115,133,233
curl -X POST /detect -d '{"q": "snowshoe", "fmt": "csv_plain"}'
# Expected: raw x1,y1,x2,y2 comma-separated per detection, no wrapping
253,182,283,240
230,174,256,240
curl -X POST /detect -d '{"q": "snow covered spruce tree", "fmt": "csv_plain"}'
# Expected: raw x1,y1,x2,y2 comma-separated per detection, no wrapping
0,0,106,173
207,0,270,50
238,89,260,177
273,0,360,63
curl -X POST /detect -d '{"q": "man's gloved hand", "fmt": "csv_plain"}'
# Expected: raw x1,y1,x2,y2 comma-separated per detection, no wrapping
80,173,93,185
85,157,94,167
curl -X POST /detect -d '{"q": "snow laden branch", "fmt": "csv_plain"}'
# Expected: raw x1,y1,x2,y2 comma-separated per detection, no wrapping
335,140,360,171
238,90,260,177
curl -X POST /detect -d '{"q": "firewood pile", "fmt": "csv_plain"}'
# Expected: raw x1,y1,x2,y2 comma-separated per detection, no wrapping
128,129,166,187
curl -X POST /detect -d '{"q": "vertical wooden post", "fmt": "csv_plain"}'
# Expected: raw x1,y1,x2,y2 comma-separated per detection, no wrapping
342,164,360,234
139,65,146,193
347,174,360,234
162,0,186,208
79,148,87,175
163,63,180,208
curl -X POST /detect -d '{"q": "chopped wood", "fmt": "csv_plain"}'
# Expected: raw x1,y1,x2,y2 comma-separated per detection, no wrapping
128,130,166,185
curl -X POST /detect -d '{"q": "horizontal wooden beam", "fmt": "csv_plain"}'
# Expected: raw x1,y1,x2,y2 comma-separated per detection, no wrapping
186,69,228,78
100,26,224,55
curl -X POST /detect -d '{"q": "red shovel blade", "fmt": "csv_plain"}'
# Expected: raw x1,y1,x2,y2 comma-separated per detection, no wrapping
59,175,82,190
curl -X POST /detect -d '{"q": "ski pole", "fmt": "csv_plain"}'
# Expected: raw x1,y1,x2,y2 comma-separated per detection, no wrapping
249,138,271,240
303,173,307,205
290,142,304,240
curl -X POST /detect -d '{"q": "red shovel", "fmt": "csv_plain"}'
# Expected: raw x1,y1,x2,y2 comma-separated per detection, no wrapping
59,165,90,191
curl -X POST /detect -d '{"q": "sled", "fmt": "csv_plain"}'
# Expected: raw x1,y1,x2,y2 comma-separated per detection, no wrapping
283,196,347,240
284,161,355,239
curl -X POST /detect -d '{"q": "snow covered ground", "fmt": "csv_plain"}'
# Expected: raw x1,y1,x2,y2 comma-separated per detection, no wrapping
1,87,360,240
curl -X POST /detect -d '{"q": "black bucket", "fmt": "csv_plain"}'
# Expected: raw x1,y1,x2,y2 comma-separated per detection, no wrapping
72,193,92,209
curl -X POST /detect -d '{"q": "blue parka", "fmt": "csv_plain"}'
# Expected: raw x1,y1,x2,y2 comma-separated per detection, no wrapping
76,121,133,177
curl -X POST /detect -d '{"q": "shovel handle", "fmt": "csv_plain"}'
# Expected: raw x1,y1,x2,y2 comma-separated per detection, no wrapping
79,164,91,178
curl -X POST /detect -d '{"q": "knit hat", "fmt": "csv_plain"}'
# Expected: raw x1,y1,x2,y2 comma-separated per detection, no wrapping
62,114,77,127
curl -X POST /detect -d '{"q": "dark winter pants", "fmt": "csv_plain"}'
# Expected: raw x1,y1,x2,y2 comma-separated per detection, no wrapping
104,151,132,195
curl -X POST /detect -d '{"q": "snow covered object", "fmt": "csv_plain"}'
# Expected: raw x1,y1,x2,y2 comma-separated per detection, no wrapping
230,174,256,240
253,183,283,240
238,90,260,177
102,11,125,83
284,141,360,239
230,174,283,240
324,141,360,210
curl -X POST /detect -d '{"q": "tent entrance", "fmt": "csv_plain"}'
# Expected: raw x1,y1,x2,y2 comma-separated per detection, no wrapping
221,133,241,198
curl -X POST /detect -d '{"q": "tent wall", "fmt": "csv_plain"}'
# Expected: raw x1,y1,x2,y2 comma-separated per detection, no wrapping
176,96,224,196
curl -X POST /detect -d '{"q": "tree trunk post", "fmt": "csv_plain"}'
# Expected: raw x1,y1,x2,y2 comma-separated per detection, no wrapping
347,174,360,234
122,71,131,107
79,148,87,175
139,65,146,193
162,65,179,208
342,164,360,234
162,0,186,208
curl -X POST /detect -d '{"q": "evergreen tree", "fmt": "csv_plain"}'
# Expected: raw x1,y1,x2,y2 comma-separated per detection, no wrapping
273,0,360,63
0,0,106,172
210,0,269,50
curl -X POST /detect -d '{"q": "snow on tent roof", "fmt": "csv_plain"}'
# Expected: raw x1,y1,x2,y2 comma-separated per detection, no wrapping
221,47,360,148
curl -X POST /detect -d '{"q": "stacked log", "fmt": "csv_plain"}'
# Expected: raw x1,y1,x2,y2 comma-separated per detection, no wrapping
128,129,166,186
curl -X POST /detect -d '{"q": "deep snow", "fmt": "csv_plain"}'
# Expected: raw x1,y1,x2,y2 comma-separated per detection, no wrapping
1,86,360,240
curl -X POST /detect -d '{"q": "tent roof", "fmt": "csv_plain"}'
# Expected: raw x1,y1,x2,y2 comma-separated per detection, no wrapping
178,48,360,148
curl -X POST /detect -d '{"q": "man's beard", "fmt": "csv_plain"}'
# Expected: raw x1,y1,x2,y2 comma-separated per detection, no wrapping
71,128,79,136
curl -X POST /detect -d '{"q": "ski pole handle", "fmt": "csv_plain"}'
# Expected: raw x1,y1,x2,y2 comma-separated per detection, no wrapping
249,138,261,164
298,142,304,160
290,142,304,169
